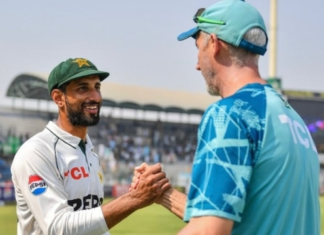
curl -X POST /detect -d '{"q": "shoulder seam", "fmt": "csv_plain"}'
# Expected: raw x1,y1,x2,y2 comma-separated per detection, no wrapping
53,137,64,180
45,127,76,149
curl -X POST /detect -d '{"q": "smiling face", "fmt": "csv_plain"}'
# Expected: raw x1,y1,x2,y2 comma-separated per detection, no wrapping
60,75,102,127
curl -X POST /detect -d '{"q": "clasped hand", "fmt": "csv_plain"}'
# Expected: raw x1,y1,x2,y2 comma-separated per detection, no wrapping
129,163,171,207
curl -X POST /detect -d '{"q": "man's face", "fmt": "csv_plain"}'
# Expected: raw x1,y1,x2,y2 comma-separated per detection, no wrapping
63,75,102,127
195,32,220,96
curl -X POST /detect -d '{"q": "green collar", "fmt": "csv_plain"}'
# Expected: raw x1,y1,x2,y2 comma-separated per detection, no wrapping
78,140,87,155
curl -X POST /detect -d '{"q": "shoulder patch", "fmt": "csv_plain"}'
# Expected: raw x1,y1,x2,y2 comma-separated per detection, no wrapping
28,175,48,196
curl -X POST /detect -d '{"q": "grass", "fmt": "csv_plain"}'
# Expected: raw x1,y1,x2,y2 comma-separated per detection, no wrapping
0,200,185,235
111,204,185,235
0,202,17,235
1,197,324,235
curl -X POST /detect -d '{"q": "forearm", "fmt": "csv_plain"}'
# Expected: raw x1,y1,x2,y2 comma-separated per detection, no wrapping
46,207,107,235
101,193,142,229
157,188,187,219
177,216,233,235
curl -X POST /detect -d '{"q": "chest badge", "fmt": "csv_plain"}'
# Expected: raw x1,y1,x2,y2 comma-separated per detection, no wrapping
98,171,103,183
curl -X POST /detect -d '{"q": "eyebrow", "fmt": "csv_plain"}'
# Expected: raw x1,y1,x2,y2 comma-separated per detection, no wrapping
75,82,89,86
75,81,101,86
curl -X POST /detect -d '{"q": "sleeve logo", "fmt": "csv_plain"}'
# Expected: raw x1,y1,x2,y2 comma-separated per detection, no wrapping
28,175,48,196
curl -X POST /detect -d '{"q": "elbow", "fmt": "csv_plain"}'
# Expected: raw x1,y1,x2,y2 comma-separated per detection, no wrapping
46,211,70,235
46,208,106,235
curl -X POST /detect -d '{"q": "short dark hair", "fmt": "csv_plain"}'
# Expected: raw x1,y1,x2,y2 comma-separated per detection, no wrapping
57,82,70,94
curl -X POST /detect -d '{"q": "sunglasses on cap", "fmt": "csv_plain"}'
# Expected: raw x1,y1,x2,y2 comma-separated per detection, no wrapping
193,8,226,25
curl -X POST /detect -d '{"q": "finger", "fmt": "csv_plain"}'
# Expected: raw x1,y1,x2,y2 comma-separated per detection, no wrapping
131,176,140,189
133,170,141,178
132,175,139,184
134,178,140,189
157,178,171,192
134,162,148,172
146,171,166,182
129,180,139,191
160,181,172,192
141,163,162,176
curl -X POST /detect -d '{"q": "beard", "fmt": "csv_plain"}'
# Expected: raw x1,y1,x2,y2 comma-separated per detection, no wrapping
200,57,220,96
65,98,101,127
206,82,220,96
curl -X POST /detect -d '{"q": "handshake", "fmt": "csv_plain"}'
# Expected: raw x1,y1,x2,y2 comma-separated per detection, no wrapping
128,163,172,208
127,163,186,220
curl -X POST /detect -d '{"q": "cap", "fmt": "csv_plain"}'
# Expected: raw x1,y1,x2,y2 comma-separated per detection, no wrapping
177,0,268,55
48,58,110,93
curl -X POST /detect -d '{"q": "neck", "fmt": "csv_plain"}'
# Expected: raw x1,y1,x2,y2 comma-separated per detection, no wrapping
218,65,266,98
56,115,88,142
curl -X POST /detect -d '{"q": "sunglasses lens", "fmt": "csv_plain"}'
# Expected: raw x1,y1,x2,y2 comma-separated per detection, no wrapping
196,8,205,17
193,8,205,23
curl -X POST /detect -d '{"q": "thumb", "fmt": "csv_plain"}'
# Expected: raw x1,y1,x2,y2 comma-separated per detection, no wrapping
135,162,148,172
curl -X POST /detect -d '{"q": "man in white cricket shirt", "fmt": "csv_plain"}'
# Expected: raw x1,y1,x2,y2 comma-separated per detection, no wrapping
11,58,170,235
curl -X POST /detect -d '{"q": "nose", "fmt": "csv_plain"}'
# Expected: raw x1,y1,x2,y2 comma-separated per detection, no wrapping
196,62,201,71
89,88,101,103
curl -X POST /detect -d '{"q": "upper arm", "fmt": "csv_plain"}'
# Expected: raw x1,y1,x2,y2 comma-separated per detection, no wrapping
185,102,256,222
178,216,233,235
12,140,71,233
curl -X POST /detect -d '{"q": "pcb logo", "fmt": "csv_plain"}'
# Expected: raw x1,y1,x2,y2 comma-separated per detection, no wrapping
28,175,48,196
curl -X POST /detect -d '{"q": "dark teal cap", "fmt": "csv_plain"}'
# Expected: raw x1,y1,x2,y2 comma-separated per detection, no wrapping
48,58,109,93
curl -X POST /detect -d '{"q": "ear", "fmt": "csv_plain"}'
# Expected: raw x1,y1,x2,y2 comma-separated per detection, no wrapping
51,89,65,108
210,34,221,57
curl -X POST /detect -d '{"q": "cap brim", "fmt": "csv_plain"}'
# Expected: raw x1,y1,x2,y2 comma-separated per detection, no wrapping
177,27,200,41
60,70,110,87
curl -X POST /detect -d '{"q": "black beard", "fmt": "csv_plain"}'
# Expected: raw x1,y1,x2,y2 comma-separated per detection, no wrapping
65,99,101,127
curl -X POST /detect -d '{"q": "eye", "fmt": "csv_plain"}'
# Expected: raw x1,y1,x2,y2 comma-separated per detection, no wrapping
78,86,87,91
96,86,101,91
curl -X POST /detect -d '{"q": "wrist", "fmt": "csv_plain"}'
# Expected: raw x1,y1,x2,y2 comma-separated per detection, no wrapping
155,188,173,205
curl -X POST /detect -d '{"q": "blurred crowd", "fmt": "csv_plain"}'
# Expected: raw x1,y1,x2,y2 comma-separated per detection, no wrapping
89,117,198,168
0,117,198,166
0,117,198,185
2,116,324,189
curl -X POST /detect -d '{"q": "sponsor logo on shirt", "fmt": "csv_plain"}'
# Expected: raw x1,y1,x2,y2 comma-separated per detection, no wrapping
68,194,103,211
64,166,89,180
28,175,48,196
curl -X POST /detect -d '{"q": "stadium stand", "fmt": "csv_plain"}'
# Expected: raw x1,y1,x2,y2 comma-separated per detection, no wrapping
1,73,324,199
0,73,220,199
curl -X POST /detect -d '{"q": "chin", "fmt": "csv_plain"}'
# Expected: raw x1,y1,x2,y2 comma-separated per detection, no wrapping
209,91,220,96
207,87,220,96
88,117,100,126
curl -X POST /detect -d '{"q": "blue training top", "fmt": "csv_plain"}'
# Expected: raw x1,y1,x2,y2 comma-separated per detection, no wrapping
184,83,320,235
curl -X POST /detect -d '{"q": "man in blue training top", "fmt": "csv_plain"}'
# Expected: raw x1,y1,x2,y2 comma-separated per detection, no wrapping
133,0,320,234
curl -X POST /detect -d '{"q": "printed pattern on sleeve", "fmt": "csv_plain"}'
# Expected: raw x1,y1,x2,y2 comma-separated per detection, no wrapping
184,86,266,222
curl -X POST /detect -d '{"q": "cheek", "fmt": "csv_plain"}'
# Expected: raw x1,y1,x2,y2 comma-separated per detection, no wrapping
196,51,204,68
65,97,82,107
197,50,202,61
198,49,207,61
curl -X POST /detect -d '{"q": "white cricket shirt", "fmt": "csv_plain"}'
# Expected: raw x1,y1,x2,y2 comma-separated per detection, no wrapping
11,121,110,235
